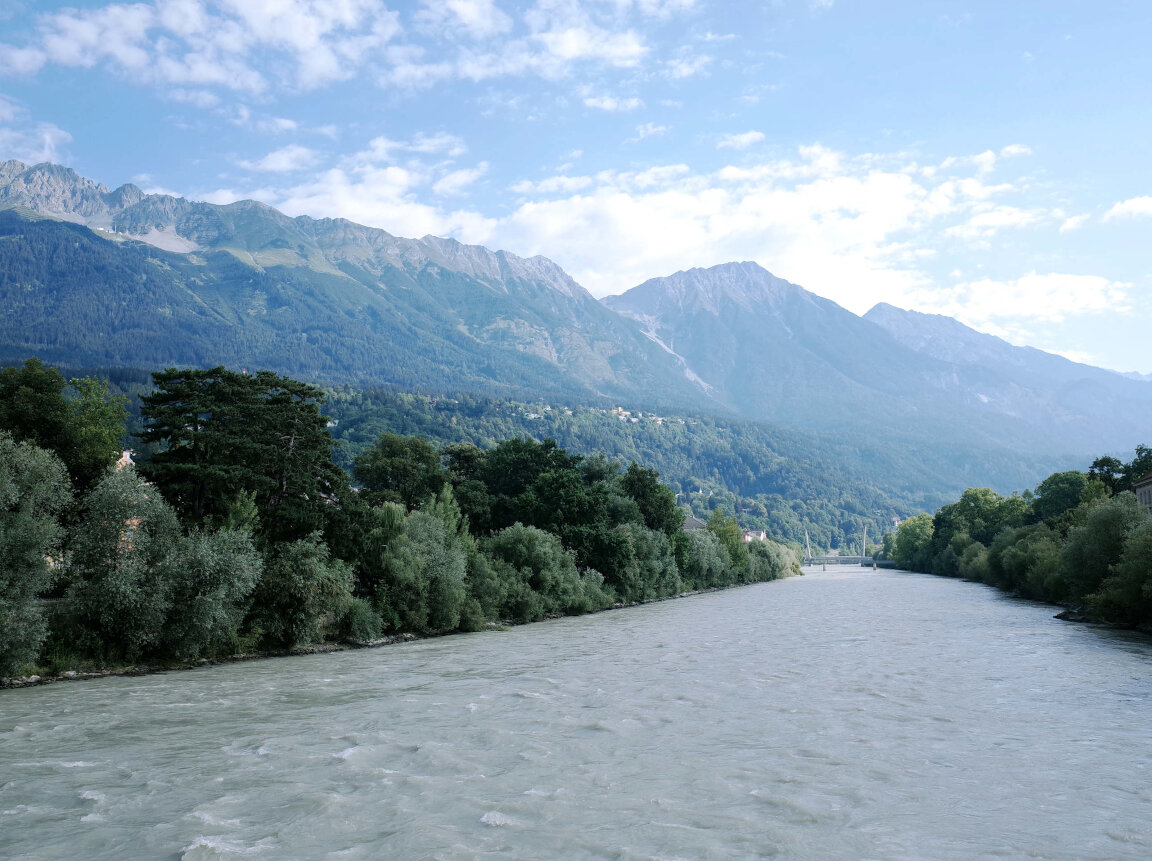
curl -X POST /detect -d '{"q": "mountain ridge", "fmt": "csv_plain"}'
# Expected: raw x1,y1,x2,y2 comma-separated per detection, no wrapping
2,158,1149,500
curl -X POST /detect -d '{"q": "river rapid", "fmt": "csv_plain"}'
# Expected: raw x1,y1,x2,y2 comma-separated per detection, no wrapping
3,566,1151,860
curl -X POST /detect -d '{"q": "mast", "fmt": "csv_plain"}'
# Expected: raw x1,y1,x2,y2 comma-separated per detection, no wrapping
862,523,868,558
804,528,813,561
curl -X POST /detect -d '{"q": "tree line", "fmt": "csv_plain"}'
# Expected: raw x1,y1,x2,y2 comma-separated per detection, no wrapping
1,359,798,678
886,447,1152,626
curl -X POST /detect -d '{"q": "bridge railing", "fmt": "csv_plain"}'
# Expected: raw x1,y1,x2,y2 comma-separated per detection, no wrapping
804,555,875,566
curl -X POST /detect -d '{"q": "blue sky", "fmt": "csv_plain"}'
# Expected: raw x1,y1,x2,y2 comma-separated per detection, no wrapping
2,0,1150,373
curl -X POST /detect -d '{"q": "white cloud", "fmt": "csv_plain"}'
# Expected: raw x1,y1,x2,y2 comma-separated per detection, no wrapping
912,272,1132,326
352,133,468,165
0,94,22,123
433,161,488,195
0,0,706,103
944,204,1044,241
238,144,321,172
0,44,48,74
584,95,643,111
1,0,401,94
1060,213,1090,232
717,130,765,150
415,0,513,39
999,143,1033,158
167,87,220,108
1104,196,1152,220
663,53,711,78
537,27,647,66
619,0,699,17
628,122,668,142
511,175,594,195
0,97,72,163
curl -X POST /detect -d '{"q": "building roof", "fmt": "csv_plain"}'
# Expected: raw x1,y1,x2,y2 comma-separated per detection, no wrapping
1133,471,1152,489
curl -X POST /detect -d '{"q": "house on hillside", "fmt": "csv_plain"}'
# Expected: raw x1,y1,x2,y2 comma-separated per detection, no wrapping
1134,471,1152,513
682,514,706,531
742,530,767,543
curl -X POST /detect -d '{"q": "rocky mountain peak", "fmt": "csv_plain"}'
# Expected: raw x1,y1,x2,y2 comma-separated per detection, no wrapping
604,260,810,320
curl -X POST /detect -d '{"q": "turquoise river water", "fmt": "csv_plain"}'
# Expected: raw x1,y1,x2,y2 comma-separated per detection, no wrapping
2,566,1151,860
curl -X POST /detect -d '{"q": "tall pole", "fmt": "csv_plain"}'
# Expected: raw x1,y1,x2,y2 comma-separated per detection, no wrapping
862,523,868,558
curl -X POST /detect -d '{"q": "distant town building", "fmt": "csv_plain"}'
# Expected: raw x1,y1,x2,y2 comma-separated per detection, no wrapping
742,530,767,543
1134,471,1152,513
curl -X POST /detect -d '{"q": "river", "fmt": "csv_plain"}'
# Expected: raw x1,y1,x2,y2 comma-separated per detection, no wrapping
2,566,1150,860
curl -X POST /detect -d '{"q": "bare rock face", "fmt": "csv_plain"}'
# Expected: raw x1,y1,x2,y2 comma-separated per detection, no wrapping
0,161,141,226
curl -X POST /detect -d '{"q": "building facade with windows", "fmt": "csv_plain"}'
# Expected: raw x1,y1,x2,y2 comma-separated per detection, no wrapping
1133,471,1152,513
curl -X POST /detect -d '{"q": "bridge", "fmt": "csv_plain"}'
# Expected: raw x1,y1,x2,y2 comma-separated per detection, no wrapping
804,555,875,566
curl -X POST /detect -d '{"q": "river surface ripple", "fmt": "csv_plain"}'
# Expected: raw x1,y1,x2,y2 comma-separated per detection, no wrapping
2,567,1151,860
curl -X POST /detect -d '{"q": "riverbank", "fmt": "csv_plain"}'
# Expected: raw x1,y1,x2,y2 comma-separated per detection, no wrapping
1,580,789,690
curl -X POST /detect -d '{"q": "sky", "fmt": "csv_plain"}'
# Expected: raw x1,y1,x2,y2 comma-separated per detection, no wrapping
1,0,1150,373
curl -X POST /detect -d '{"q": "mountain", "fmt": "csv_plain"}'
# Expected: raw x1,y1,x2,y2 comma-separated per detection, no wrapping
0,160,717,410
604,262,1152,486
863,303,1152,454
2,159,1147,499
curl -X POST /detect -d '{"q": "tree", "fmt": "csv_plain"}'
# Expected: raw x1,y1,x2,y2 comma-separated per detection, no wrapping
483,523,607,620
160,529,262,661
1119,444,1152,493
679,530,732,590
0,359,73,467
707,508,746,573
1032,471,1089,523
1088,520,1152,625
620,462,684,537
748,539,795,583
354,433,447,510
892,514,934,571
67,376,129,489
65,466,183,661
0,433,72,676
1059,492,1149,603
250,533,354,648
139,367,349,542
611,522,682,600
1088,456,1125,493
376,510,467,634
0,359,127,489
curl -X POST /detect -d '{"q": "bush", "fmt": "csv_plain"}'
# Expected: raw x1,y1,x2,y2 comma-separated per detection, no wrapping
1088,520,1152,625
251,533,354,648
338,597,384,641
484,523,609,617
377,510,467,634
1060,493,1149,603
65,467,182,661
747,539,795,582
680,530,732,590
161,529,262,661
0,433,72,676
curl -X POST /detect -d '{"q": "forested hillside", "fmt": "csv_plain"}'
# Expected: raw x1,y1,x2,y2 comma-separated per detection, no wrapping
320,388,957,552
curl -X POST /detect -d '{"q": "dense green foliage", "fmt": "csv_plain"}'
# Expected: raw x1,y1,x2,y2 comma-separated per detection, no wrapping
0,358,127,489
0,432,72,675
321,387,958,553
138,367,351,543
1,360,798,678
890,446,1152,626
